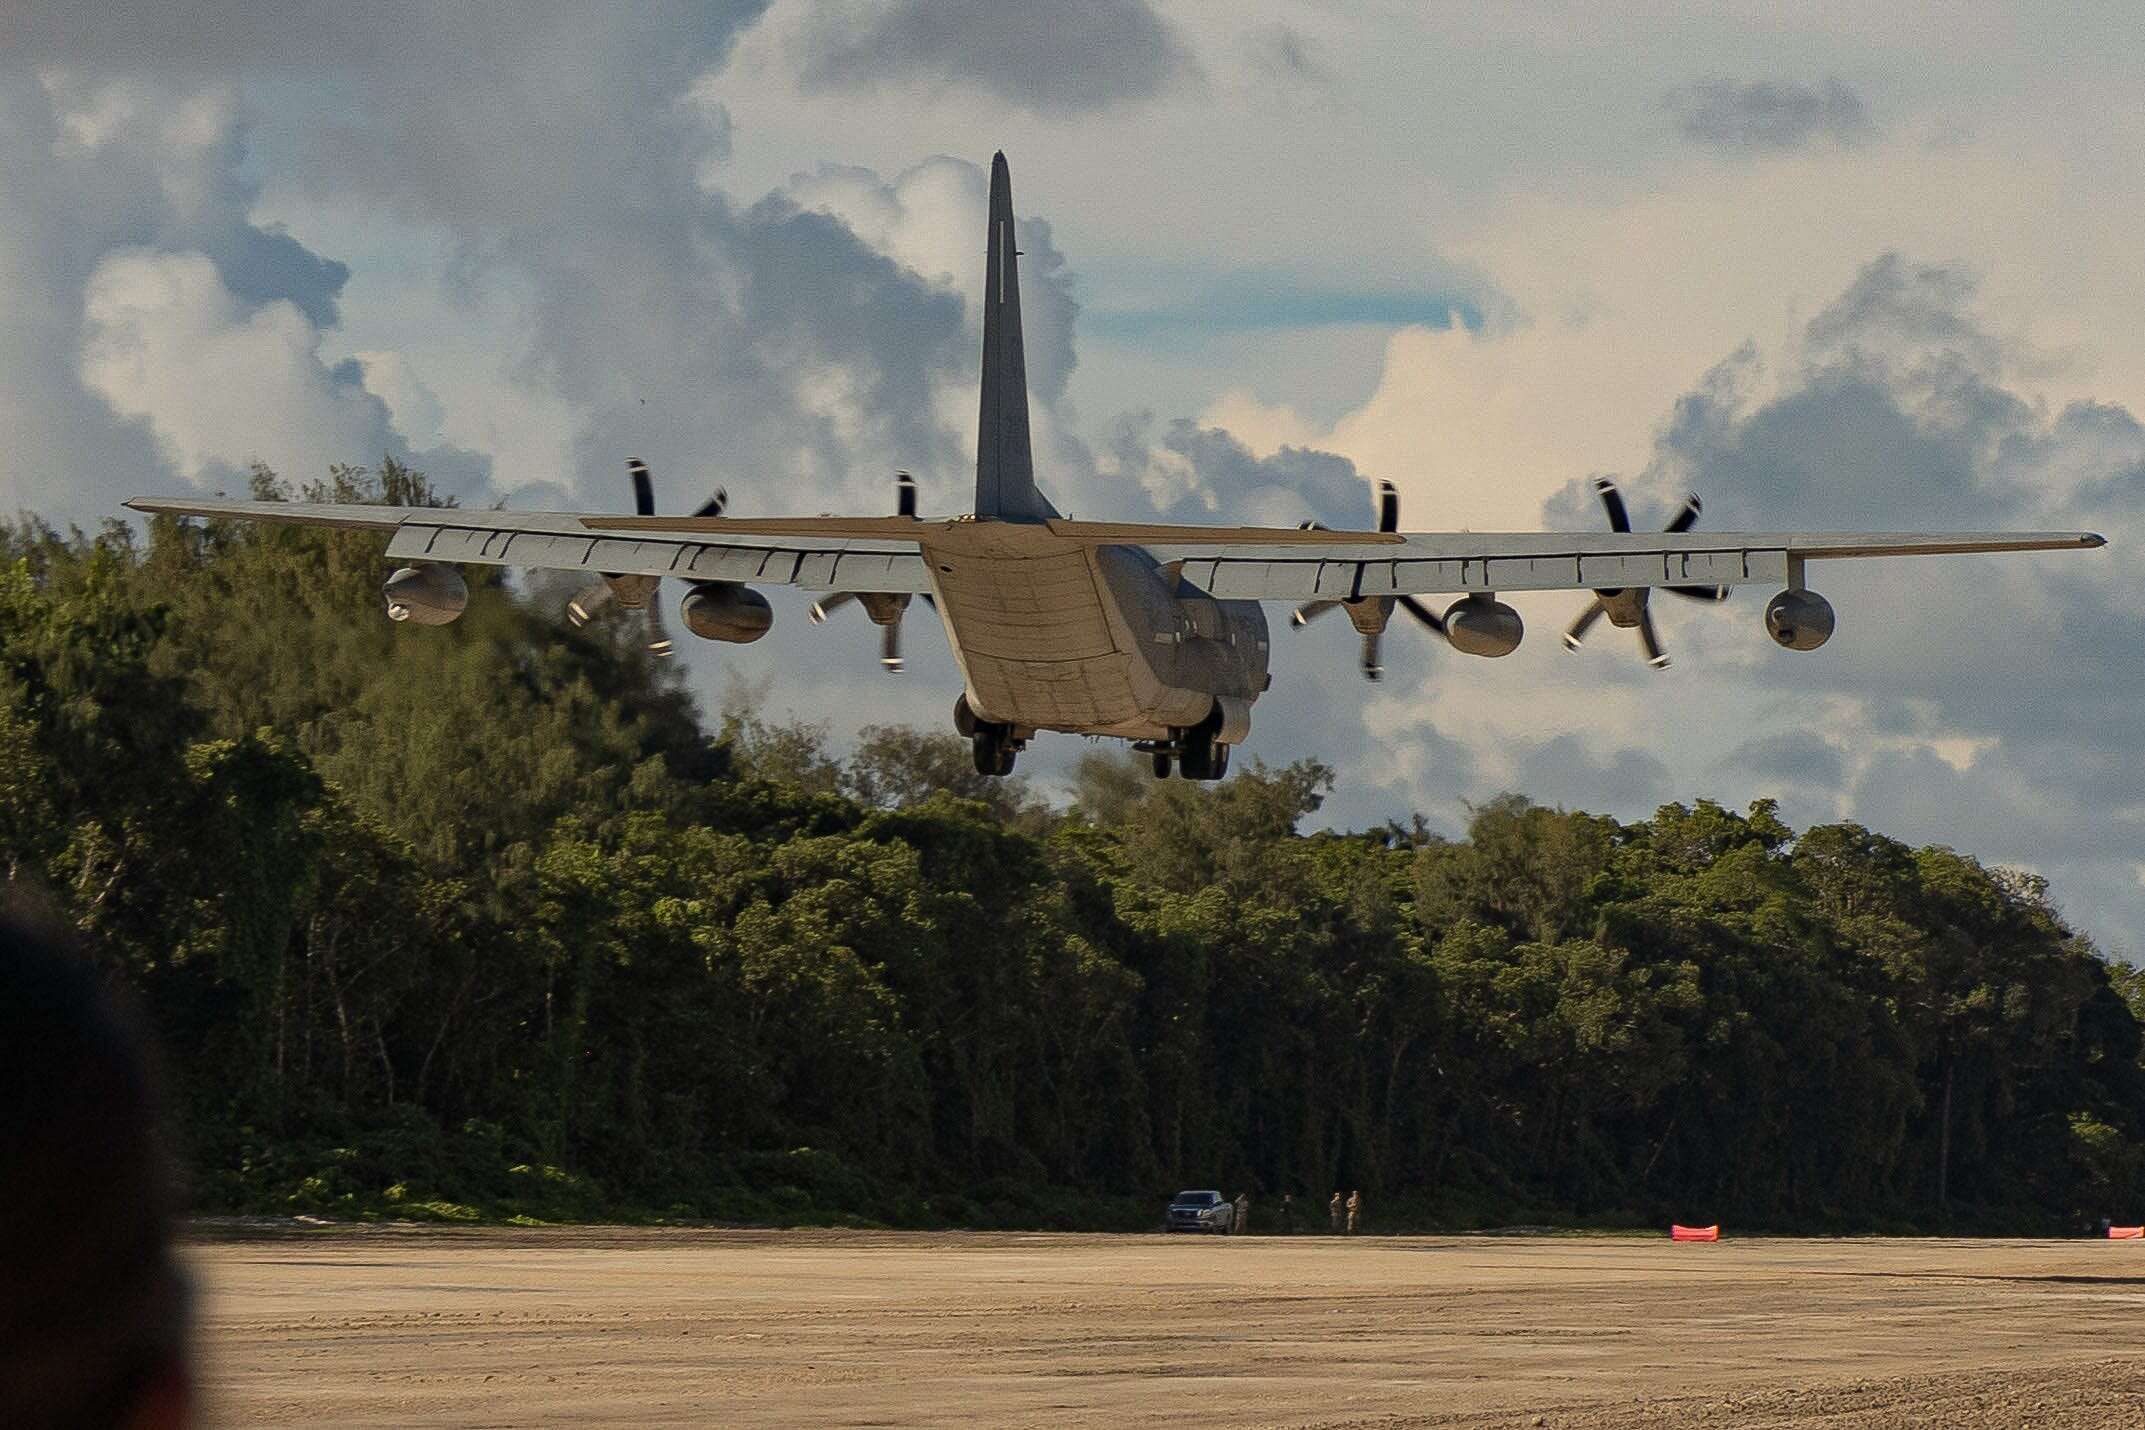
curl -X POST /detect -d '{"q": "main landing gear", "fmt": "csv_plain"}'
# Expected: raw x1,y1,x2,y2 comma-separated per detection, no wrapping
955,695,1026,777
953,696,1236,782
971,722,1020,776
1138,719,1232,782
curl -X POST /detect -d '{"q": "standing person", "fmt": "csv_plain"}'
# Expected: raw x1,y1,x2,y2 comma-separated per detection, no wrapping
1328,1190,1344,1233
1346,1189,1363,1234
1233,1191,1250,1235
1280,1192,1297,1234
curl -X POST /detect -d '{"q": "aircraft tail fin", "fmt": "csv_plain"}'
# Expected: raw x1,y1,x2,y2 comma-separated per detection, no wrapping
973,152,1055,521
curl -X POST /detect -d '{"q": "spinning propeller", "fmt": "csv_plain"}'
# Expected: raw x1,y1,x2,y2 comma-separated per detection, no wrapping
810,472,931,672
1560,477,1729,670
565,458,727,658
1289,480,1447,681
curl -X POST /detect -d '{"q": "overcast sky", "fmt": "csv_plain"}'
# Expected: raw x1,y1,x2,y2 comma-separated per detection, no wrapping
4,2,2140,955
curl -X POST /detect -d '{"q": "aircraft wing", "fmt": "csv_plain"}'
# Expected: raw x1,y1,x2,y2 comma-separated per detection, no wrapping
123,496,936,595
125,497,2103,602
1139,529,2107,601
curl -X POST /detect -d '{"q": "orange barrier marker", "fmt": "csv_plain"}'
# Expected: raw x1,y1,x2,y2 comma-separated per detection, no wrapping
2110,1226,2143,1239
1670,1224,1720,1242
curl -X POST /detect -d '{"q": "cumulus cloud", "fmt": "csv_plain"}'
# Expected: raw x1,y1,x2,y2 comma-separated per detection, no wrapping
82,249,394,484
781,156,1081,409
34,74,351,327
766,152,1378,535
789,0,1193,115
16,1,1356,550
7,3,2142,959
24,5,1365,808
1101,415,1372,529
1531,254,2144,948
783,158,983,291
352,351,448,448
1668,77,1873,153
0,68,491,517
1269,146,2142,947
91,6,972,521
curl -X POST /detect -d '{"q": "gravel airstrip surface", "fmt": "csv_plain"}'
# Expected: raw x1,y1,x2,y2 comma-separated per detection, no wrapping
187,1225,2145,1426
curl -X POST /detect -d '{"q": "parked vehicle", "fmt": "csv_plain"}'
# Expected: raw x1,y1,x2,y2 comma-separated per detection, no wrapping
1165,1189,1235,1234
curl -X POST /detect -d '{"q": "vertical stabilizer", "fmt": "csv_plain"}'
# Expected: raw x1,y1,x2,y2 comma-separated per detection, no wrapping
974,152,1055,520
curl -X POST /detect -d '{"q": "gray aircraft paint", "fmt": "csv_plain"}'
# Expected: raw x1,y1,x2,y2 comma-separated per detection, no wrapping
972,153,1056,525
125,155,2106,766
931,153,1264,739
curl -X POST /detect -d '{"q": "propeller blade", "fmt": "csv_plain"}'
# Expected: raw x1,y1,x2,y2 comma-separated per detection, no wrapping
628,458,656,516
1637,609,1669,669
1593,477,1631,533
1292,600,1341,628
1664,492,1702,534
1666,584,1730,603
1360,630,1383,682
644,597,674,659
810,591,857,624
1396,594,1446,634
567,579,614,627
691,487,728,520
1562,597,1606,650
880,620,903,673
896,471,917,518
1378,479,1400,534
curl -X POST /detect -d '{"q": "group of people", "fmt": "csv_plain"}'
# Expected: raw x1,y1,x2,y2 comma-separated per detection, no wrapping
1226,1189,1365,1235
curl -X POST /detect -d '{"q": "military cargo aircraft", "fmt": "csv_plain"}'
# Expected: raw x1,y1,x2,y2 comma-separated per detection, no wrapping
130,154,2105,780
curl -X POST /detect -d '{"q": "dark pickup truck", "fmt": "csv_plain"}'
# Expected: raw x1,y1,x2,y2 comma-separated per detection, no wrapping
1164,1189,1234,1233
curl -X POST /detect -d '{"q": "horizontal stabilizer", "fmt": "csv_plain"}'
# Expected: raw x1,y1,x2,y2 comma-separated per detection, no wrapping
583,513,941,540
579,514,1408,545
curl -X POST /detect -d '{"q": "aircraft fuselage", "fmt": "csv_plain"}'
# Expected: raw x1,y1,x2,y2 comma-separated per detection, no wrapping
922,521,1268,742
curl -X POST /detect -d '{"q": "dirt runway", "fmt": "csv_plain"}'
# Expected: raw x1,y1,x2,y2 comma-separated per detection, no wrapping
186,1225,2145,1426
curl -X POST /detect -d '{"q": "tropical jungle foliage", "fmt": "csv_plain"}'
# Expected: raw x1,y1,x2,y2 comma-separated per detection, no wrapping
5,461,2140,1232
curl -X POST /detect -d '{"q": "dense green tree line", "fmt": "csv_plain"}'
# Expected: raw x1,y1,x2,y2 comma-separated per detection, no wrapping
4,461,2140,1232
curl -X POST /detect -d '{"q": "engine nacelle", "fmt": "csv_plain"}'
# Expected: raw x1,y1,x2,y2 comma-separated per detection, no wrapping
679,581,773,644
383,564,467,625
1443,594,1524,658
1764,588,1835,651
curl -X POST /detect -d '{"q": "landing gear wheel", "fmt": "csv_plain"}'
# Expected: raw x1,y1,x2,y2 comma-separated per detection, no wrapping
971,724,1018,777
1151,751,1173,779
1179,733,1215,781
